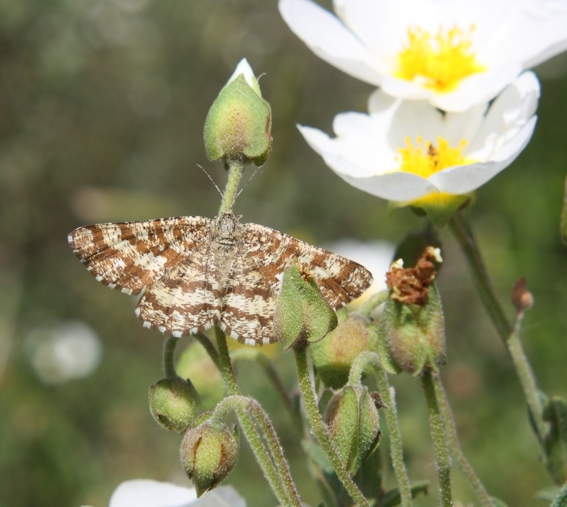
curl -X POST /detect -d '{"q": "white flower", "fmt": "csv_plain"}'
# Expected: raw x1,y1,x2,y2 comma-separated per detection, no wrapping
107,480,246,507
279,0,566,111
299,71,539,205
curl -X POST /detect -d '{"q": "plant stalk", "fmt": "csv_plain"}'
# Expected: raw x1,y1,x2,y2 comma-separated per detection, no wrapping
294,345,370,507
421,370,452,507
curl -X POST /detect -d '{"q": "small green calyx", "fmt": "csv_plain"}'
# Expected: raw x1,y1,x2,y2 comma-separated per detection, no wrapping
274,264,337,350
378,248,446,376
148,377,201,433
323,385,382,475
311,313,378,389
204,59,272,167
179,422,239,497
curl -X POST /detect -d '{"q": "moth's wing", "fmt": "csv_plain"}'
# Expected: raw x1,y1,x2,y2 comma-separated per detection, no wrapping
68,217,210,295
219,252,276,346
136,244,222,338
242,223,373,309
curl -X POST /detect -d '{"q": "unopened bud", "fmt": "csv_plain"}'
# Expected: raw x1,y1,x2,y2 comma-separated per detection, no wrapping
274,264,337,349
179,422,239,497
323,385,382,474
310,313,377,388
204,59,272,166
149,377,201,433
378,282,446,376
511,277,534,314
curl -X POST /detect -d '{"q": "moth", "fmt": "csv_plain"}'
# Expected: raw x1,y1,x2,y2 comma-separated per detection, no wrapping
68,211,372,345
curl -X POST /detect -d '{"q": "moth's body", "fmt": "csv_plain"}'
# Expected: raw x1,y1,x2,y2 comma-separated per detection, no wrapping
69,211,372,345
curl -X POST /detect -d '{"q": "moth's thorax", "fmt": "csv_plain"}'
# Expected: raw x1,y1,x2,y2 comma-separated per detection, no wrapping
212,212,242,250
211,212,242,285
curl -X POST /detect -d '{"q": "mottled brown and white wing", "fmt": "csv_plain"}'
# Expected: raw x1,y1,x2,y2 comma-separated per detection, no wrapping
136,245,222,338
242,223,373,309
68,217,210,295
219,252,276,345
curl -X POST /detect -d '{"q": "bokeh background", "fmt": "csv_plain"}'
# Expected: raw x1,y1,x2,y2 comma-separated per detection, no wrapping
1,0,566,506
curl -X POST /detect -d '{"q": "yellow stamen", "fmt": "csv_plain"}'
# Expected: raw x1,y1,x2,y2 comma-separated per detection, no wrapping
397,136,474,178
395,25,486,93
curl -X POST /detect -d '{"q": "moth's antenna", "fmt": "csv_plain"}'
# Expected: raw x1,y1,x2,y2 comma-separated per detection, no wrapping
235,165,264,200
197,164,223,198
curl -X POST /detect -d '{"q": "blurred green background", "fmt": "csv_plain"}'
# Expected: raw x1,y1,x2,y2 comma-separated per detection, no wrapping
1,0,566,506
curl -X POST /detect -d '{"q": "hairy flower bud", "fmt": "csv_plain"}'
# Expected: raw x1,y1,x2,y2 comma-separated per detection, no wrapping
378,248,446,376
311,312,378,388
204,59,272,166
323,385,382,474
179,422,239,497
274,264,337,349
149,377,201,433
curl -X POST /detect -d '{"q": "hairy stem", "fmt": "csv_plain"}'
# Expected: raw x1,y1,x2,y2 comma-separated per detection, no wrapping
421,370,452,507
294,346,369,507
163,336,180,379
434,373,495,507
349,351,412,507
215,328,301,506
219,159,245,214
449,212,547,443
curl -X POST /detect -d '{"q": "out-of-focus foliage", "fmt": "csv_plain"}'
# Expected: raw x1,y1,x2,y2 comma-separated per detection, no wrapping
1,0,567,506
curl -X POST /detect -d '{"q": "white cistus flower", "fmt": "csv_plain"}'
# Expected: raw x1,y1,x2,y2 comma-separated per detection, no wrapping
279,0,566,111
108,480,246,507
299,71,539,207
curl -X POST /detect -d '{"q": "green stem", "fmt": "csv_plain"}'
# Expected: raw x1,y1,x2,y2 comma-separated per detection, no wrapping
213,394,302,506
434,373,495,507
215,328,301,507
449,211,547,444
349,352,412,507
421,370,452,507
293,346,370,507
508,313,547,441
219,159,245,214
194,332,221,369
357,291,389,320
448,212,511,342
163,336,180,379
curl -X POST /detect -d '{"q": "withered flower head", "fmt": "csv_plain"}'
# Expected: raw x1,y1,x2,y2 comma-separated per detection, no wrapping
386,247,442,305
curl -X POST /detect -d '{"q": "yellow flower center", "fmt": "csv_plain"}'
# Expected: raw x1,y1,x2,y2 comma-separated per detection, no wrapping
395,25,486,93
396,136,473,178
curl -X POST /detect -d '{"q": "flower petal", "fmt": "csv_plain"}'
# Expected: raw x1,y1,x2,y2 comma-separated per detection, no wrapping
428,115,537,194
485,0,567,69
108,481,246,507
109,480,197,507
278,0,382,85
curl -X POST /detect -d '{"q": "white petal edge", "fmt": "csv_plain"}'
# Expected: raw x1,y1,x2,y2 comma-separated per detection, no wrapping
299,125,436,200
278,0,382,85
428,115,537,194
109,480,198,507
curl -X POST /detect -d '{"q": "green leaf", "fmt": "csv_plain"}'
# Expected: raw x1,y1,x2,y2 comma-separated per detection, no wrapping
352,445,383,504
381,481,429,507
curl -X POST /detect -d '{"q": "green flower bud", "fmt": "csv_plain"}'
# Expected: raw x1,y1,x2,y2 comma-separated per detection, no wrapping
310,312,378,389
378,283,446,376
204,59,272,166
179,422,239,497
323,385,382,475
149,377,201,433
377,248,446,376
274,264,337,349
